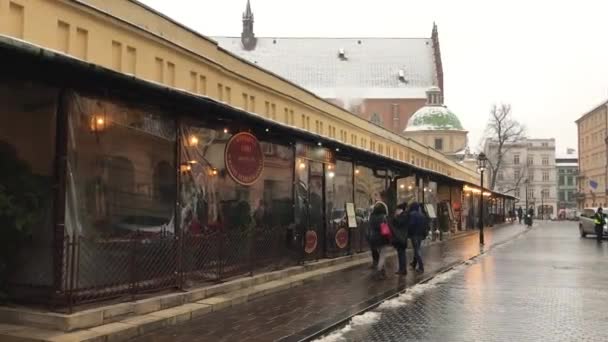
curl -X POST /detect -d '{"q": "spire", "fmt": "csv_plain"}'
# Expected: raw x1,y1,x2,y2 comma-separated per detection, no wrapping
243,0,253,19
241,0,257,50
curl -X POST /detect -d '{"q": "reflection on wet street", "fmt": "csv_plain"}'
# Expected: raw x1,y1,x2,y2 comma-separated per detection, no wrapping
131,224,526,342
328,222,608,342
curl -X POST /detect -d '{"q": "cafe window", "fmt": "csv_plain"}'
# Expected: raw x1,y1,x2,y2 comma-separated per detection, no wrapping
0,81,58,286
66,94,177,238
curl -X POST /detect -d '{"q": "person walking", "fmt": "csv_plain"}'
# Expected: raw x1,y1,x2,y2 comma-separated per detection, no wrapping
367,199,388,269
517,206,523,224
368,202,392,280
408,202,428,274
392,202,409,276
594,207,605,243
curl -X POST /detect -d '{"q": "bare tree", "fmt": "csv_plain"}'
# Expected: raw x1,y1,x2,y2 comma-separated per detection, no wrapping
483,104,526,190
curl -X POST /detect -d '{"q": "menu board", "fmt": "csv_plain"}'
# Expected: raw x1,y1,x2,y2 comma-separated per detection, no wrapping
425,204,437,219
346,203,357,228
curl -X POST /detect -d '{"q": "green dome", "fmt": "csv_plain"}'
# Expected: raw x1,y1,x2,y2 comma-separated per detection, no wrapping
404,106,464,132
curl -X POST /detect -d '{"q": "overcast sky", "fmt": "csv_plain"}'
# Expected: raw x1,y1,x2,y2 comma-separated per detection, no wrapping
140,0,608,153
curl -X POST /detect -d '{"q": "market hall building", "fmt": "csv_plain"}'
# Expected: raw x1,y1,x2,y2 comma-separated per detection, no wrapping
0,0,515,311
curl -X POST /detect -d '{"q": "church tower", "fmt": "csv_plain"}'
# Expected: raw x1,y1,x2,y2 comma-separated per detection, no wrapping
241,0,257,50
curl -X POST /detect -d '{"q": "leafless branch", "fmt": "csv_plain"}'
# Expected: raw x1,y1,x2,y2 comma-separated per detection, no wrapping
482,103,526,190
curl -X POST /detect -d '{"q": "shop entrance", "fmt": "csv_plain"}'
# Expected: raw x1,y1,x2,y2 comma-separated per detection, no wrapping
295,159,325,261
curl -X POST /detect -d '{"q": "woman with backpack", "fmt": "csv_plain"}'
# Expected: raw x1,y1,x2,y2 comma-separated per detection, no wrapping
368,202,392,280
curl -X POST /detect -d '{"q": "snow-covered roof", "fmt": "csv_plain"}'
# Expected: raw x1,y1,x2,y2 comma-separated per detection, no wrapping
403,105,465,132
556,150,578,159
213,37,438,99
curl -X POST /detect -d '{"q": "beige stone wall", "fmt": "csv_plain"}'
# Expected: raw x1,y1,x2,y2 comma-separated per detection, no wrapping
0,0,478,184
403,130,467,154
576,103,608,208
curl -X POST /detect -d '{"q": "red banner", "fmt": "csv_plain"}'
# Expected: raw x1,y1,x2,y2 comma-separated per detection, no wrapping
225,132,264,186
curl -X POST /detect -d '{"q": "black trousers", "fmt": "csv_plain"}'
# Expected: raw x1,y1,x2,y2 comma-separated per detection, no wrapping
371,247,379,266
595,225,604,242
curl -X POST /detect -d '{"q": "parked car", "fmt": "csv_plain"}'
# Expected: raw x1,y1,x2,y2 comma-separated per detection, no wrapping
578,208,608,238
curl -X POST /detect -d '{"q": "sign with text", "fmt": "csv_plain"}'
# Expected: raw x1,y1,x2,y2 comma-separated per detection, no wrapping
225,132,264,186
335,228,348,249
346,203,357,228
296,143,336,164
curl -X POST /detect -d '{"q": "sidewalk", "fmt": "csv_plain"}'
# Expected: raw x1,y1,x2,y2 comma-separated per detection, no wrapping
131,224,528,342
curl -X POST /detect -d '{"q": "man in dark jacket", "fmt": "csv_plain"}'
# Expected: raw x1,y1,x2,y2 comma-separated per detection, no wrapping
408,202,427,273
594,207,606,243
392,202,409,276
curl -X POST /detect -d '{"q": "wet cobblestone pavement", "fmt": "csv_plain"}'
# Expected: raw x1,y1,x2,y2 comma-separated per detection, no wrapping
325,222,608,342
132,224,526,342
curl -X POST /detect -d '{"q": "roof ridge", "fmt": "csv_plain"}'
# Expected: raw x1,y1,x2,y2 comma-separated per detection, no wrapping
213,36,431,40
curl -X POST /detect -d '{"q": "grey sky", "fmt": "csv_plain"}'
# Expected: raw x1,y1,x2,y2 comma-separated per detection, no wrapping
140,0,608,153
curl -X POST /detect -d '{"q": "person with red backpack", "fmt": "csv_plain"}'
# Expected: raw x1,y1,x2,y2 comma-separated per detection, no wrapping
368,202,392,280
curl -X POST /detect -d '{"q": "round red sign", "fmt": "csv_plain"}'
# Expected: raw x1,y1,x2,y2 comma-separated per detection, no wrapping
225,132,264,186
335,228,348,249
304,230,318,254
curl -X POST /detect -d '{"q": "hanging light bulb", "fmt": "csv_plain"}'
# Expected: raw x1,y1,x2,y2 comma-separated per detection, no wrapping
189,135,199,146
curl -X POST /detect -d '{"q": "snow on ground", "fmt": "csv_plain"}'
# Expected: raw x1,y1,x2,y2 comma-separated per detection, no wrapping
314,263,468,342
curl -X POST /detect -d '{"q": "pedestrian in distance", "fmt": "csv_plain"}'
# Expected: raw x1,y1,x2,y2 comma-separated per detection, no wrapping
517,206,523,224
594,207,606,243
392,202,409,276
368,202,392,280
408,202,428,274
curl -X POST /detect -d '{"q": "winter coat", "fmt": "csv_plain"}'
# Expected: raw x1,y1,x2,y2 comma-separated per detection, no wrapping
408,203,428,238
594,212,606,227
391,211,409,248
368,212,390,248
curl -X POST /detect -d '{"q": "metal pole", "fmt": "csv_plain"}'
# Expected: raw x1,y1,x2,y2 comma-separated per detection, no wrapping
479,171,485,245
541,191,544,221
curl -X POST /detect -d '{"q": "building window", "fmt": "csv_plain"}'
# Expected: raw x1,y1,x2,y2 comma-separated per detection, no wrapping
514,154,520,165
528,170,534,181
217,84,224,102
434,138,443,151
542,171,549,182
514,169,521,180
559,175,565,186
542,156,549,165
514,188,520,198
542,188,550,198
527,156,534,165
559,191,566,202
528,187,535,199
225,87,231,104
271,104,277,120
567,176,574,186
265,101,270,117
542,142,549,147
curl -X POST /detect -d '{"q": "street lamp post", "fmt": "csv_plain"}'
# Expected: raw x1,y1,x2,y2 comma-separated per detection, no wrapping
477,152,488,245
525,178,529,213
